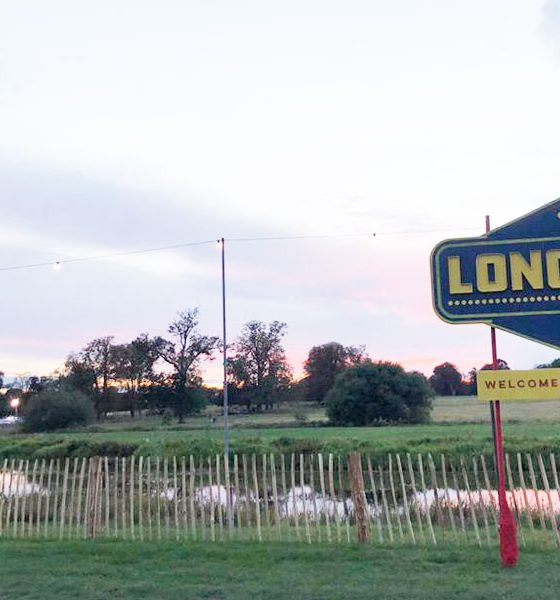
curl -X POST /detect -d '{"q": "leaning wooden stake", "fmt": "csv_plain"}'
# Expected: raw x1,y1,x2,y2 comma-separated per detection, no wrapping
189,455,196,541
388,455,404,541
28,459,39,537
517,453,535,544
252,454,262,542
301,454,311,544
378,464,394,543
537,453,560,547
59,458,70,540
45,459,54,539
173,456,179,541
460,457,482,547
318,453,332,543
397,454,415,544
181,456,188,540
366,456,384,543
138,456,144,542
505,453,526,547
75,458,86,540
472,456,491,547
12,460,23,539
440,455,458,543
526,453,547,536
309,454,320,543
328,454,341,544
417,455,436,545
270,454,281,541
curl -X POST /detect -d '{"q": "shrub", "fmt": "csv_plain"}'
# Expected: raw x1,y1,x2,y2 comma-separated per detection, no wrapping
326,361,433,426
22,387,95,432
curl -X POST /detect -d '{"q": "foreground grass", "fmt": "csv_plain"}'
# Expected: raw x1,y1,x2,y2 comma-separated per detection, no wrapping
1,539,559,600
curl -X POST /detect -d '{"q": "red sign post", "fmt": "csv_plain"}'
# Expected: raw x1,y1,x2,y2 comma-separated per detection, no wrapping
488,213,518,567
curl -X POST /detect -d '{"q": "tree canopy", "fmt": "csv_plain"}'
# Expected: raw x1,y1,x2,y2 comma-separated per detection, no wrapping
228,320,292,410
303,342,365,403
429,362,463,396
326,361,433,426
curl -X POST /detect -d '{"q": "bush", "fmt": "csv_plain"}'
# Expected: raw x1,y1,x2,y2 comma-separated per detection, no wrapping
22,388,95,432
326,361,433,426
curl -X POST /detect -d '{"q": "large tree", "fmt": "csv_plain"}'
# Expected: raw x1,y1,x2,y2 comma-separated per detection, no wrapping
152,308,219,422
326,361,433,426
303,342,365,403
228,320,292,410
67,336,115,417
111,335,158,417
429,362,464,396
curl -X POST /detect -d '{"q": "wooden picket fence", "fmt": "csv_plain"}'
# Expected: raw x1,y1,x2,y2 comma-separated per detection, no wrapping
2,452,560,547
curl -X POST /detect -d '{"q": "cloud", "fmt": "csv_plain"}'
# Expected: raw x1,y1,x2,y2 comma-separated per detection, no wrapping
541,1,560,49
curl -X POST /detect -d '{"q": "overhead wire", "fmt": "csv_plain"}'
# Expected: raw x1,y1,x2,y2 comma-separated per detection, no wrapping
0,226,482,272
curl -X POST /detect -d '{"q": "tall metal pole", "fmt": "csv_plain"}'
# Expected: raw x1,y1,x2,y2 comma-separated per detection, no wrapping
485,215,518,567
220,237,230,457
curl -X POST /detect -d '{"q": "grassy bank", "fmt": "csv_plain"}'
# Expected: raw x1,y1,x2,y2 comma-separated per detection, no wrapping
0,421,559,463
2,396,560,461
0,539,558,600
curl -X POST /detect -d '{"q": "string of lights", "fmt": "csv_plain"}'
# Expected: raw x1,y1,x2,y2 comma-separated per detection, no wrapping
0,226,481,273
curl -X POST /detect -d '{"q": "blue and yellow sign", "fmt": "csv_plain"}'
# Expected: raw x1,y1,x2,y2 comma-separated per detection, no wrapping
431,198,560,348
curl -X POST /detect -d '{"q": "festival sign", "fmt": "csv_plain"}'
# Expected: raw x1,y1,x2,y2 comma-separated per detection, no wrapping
431,198,560,348
477,368,560,401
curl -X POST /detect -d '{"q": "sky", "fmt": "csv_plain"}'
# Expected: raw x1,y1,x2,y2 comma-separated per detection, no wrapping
2,0,560,385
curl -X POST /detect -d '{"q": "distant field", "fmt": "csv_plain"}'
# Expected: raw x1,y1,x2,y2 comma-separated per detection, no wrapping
0,539,559,600
2,396,560,460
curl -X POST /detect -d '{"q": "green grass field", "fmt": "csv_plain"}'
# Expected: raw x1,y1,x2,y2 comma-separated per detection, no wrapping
0,539,558,600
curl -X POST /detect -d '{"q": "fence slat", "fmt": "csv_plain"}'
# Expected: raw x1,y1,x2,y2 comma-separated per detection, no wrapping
189,456,196,541
224,454,233,540
262,455,271,539
328,454,341,544
449,459,467,542
19,460,30,538
252,454,262,542
517,452,535,543
378,464,394,543
138,456,144,542
198,457,205,541
537,453,560,547
526,453,547,536
58,458,70,540
338,456,351,544
417,455,436,545
215,455,223,541
181,456,187,540
173,456,179,541
270,454,281,541
299,454,311,544
45,459,54,539
163,457,170,540
505,453,526,547
472,456,491,547
440,455,458,543
459,457,481,547
28,459,39,537
366,456,383,543
318,453,331,543
427,455,444,540
75,458,86,540
290,453,300,542
397,454,415,544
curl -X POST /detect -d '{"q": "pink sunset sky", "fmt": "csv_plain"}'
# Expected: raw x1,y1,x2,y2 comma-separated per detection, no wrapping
2,0,560,383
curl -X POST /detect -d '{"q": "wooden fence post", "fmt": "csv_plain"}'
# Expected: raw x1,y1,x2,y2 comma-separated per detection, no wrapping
348,452,368,544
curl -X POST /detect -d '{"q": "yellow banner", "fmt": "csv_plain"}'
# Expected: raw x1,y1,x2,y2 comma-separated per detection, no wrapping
477,368,560,401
